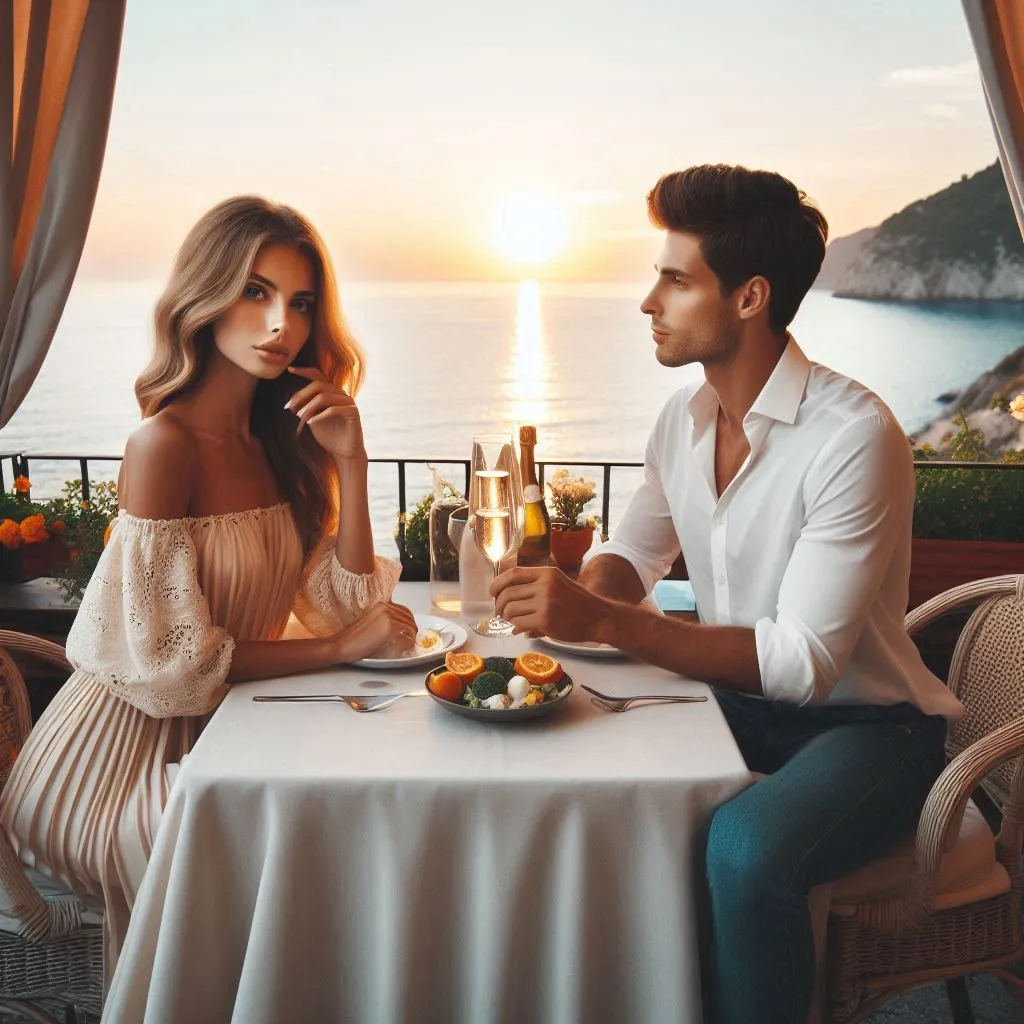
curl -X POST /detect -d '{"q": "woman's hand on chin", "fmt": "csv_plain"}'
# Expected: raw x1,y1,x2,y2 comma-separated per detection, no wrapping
285,366,367,462
331,601,418,663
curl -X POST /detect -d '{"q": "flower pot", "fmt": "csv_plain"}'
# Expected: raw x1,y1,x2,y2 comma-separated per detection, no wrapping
550,522,594,573
0,537,70,584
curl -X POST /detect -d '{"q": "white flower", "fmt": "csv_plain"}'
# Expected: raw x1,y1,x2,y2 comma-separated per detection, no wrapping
547,469,598,526
1009,394,1024,422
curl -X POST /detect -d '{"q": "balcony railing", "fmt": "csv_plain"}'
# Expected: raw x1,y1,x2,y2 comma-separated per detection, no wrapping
4,451,1022,561
0,451,647,559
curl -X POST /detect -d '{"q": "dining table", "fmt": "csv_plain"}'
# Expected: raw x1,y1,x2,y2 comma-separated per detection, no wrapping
103,582,751,1024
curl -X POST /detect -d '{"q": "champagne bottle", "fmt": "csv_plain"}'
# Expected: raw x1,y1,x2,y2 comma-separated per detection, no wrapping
517,425,551,566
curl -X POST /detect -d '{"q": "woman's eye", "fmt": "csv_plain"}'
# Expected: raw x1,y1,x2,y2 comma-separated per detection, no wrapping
292,297,314,315
243,283,265,300
674,277,686,287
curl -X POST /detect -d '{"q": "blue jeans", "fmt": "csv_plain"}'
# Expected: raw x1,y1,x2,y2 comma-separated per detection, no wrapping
706,692,947,1024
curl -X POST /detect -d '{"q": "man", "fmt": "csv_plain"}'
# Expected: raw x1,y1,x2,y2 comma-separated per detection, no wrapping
491,164,962,1024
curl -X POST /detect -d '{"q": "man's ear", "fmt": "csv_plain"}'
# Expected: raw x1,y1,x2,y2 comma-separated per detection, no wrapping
737,276,771,320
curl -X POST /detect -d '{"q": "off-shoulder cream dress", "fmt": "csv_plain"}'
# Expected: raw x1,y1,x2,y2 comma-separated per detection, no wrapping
0,502,400,982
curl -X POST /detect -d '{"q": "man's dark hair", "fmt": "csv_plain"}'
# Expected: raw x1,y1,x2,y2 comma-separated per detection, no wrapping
647,164,828,331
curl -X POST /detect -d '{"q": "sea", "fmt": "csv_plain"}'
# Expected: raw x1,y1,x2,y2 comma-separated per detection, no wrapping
1,280,1021,555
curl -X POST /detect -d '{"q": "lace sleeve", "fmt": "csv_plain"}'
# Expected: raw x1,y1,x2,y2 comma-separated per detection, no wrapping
64,512,235,718
291,534,402,637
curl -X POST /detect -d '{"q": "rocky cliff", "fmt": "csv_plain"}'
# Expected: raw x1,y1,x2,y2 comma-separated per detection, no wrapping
818,162,1024,301
912,344,1024,456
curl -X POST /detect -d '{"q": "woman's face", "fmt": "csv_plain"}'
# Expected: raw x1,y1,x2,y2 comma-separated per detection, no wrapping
212,243,317,379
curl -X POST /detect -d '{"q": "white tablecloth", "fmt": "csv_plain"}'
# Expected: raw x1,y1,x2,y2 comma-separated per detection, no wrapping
104,584,750,1024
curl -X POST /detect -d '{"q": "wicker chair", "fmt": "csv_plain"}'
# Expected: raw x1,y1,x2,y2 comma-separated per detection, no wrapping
0,631,103,1024
821,575,1024,1023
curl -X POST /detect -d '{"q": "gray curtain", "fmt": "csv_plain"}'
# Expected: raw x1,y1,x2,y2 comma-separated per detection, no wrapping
963,0,1024,236
0,0,126,429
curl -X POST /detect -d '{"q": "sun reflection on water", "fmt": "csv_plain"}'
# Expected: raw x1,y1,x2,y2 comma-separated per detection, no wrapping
506,279,551,435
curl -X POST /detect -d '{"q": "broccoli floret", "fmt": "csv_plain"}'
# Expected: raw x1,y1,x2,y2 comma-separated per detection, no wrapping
482,656,516,682
471,671,508,701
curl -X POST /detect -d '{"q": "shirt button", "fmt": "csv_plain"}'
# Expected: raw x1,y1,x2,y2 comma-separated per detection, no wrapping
717,575,726,586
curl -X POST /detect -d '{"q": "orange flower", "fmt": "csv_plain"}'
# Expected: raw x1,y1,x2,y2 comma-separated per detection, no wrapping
13,476,30,494
103,521,115,547
50,520,66,535
19,513,49,545
0,519,22,549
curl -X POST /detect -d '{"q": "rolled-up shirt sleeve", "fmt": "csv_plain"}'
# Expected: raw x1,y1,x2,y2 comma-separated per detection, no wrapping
584,433,681,595
755,412,913,705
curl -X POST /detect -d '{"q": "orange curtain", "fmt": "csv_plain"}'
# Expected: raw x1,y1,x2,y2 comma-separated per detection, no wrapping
963,0,1024,236
0,0,126,428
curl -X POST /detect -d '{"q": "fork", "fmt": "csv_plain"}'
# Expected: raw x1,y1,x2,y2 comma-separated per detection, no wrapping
580,683,707,712
253,692,428,711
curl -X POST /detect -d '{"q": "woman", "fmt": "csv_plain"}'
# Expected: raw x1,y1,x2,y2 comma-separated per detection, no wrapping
0,196,416,980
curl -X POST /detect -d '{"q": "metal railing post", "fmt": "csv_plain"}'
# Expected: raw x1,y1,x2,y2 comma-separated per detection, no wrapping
601,464,612,540
396,461,407,560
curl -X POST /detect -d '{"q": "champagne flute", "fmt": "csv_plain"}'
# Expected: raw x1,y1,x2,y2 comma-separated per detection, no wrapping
469,433,522,637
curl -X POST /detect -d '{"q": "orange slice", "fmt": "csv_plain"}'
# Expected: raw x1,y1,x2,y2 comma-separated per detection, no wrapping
513,652,563,685
428,670,464,703
445,651,485,682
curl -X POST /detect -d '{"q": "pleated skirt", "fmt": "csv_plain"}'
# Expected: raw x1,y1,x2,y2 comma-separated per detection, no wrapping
0,672,204,983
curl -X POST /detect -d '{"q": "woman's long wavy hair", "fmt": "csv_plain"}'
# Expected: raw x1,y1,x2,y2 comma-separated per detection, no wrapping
135,196,365,557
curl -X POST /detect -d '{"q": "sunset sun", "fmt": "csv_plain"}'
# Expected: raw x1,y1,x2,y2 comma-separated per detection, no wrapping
492,193,567,265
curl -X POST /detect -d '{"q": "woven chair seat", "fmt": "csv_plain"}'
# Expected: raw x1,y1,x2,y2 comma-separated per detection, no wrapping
0,630,104,1023
831,800,1010,914
820,575,1024,1024
0,867,104,936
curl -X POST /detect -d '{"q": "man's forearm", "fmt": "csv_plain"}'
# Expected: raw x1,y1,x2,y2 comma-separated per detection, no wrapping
593,600,763,695
578,552,647,604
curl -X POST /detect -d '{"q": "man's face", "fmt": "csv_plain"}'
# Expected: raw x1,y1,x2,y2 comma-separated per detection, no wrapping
640,231,742,368
212,243,317,380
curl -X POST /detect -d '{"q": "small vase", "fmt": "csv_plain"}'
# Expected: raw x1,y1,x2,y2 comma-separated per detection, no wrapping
550,522,595,573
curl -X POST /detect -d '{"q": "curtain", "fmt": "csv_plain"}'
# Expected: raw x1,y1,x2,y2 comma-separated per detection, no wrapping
963,0,1024,237
0,0,126,429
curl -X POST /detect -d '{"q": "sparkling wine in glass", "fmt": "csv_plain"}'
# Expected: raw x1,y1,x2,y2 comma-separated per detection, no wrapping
469,435,521,637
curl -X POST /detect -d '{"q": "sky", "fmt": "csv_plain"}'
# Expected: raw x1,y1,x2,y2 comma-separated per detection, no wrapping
77,0,999,283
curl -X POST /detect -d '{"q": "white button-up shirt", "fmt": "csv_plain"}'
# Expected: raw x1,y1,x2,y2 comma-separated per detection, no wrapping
593,338,963,717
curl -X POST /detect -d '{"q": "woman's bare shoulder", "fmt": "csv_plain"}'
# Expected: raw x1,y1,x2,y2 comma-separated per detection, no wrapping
120,412,200,519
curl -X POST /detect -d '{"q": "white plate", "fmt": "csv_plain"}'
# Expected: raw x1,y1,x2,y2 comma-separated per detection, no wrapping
538,636,624,659
353,615,468,669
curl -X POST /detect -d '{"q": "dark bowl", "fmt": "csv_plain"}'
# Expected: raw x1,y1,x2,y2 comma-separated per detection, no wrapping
425,667,574,722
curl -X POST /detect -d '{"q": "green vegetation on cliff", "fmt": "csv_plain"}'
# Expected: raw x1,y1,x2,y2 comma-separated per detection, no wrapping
871,162,1023,276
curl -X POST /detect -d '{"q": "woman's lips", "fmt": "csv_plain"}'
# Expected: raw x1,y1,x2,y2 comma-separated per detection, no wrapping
255,346,290,364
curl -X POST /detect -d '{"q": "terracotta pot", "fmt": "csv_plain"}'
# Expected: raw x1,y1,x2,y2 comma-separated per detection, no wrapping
550,522,594,573
0,537,70,584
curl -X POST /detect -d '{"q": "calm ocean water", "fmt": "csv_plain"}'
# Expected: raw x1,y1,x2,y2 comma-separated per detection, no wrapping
1,280,1021,554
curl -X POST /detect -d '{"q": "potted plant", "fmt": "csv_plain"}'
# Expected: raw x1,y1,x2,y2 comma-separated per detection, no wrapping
909,401,1024,608
0,476,119,601
546,469,599,572
395,476,462,582
0,476,71,584
48,479,121,602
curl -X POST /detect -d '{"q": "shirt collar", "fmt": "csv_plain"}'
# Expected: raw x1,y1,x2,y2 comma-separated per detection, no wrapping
748,335,811,425
686,334,811,430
